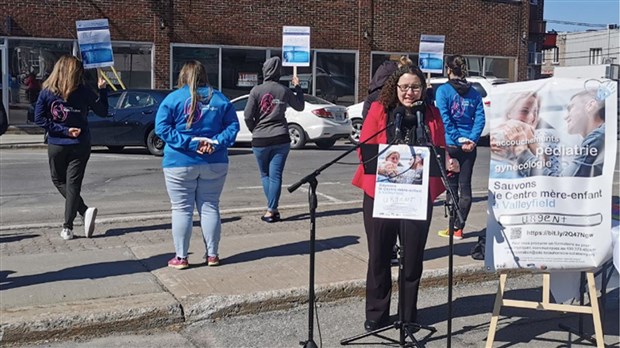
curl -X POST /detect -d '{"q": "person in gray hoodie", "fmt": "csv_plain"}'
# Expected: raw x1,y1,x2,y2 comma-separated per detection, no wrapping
244,56,304,222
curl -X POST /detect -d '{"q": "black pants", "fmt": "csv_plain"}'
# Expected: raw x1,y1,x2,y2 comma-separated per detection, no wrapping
446,146,477,230
363,193,432,324
48,142,91,230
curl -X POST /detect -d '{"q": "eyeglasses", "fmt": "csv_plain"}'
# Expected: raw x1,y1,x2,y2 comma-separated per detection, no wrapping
397,84,423,92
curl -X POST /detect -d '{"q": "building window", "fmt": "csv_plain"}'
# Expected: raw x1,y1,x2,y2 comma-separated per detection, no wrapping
111,43,153,89
172,46,220,89
463,56,484,76
371,53,419,78
589,48,603,65
7,38,74,125
484,57,517,81
221,48,268,100
315,51,356,105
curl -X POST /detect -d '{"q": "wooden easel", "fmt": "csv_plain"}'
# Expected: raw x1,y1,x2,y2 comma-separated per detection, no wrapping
485,271,605,348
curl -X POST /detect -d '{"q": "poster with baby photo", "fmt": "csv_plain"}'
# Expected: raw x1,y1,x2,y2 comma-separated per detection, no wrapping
373,144,430,220
486,77,617,271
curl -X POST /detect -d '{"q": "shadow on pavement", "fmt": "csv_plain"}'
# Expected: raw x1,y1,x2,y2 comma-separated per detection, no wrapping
0,233,38,243
424,228,487,262
101,216,241,237
0,253,170,290
285,207,363,221
222,235,360,266
420,286,619,347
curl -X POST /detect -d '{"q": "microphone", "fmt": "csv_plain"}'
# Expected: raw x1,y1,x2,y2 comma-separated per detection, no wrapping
393,105,406,143
412,101,427,145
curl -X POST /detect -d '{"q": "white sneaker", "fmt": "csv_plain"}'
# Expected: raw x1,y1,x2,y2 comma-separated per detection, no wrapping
84,207,98,238
60,228,73,240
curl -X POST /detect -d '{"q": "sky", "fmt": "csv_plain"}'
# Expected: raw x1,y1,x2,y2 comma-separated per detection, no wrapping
544,0,620,32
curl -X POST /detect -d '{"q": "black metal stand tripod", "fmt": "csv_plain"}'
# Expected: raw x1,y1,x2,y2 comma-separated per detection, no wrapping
420,123,464,348
288,124,394,348
340,225,437,347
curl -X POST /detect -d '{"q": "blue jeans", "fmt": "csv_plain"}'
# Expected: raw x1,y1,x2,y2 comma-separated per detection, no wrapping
252,143,290,212
163,163,228,259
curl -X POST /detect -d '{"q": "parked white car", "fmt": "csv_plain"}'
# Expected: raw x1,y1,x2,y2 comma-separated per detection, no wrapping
346,102,364,144
347,76,507,144
231,94,351,149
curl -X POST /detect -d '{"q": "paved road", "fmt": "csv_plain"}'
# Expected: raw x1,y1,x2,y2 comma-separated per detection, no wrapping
0,143,496,227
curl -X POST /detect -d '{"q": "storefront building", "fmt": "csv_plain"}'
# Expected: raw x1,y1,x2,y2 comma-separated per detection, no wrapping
1,0,537,125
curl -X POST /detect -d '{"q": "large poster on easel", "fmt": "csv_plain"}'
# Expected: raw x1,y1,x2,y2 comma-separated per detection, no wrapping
485,77,618,271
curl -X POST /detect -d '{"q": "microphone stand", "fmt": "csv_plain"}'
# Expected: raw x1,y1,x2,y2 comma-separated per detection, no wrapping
289,122,394,348
419,123,464,348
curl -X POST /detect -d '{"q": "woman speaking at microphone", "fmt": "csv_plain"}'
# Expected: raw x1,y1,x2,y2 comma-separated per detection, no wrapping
352,65,452,331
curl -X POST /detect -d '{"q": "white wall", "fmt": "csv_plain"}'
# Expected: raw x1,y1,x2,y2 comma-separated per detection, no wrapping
559,28,619,66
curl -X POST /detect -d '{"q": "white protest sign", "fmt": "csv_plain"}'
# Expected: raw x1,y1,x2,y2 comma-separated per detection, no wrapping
76,19,114,69
485,77,617,271
282,26,311,67
373,144,430,220
418,34,445,74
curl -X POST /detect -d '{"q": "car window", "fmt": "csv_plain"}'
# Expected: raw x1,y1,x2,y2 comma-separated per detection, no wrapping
232,97,248,112
107,93,122,109
121,92,156,109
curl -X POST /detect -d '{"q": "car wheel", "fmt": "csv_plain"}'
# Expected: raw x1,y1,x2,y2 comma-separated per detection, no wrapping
107,146,125,153
349,118,362,144
315,139,337,149
146,129,164,156
288,124,306,149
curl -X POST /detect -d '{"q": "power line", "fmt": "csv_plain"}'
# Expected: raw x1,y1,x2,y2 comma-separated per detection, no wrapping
546,19,608,28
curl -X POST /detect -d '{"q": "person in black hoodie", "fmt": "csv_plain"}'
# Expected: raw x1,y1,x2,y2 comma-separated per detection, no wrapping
34,55,108,240
362,56,413,119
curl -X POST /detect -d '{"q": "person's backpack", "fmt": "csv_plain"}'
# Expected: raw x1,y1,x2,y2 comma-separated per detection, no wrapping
470,235,485,260
0,99,8,136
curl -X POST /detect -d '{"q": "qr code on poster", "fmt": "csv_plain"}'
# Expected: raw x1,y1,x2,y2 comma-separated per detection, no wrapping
510,227,522,240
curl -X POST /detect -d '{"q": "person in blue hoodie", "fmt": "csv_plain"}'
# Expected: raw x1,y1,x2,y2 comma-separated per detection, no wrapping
435,55,485,241
34,55,108,241
155,60,239,270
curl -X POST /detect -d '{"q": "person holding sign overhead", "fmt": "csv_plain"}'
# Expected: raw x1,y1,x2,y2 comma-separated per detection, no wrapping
244,56,304,223
155,60,239,269
351,65,449,331
34,55,108,240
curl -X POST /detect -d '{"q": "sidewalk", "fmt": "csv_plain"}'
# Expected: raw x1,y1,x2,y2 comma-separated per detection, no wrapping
0,126,46,149
0,197,493,345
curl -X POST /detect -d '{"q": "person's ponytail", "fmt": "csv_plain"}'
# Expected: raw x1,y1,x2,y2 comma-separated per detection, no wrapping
446,55,467,78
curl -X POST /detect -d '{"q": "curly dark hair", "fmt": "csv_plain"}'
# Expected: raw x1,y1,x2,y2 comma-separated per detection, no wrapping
378,65,427,110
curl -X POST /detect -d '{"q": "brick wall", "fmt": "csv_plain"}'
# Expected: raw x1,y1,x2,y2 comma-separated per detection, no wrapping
3,0,530,94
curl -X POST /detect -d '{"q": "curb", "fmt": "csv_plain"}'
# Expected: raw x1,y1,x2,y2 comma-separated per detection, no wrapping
0,293,183,345
0,143,47,150
1,264,513,346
